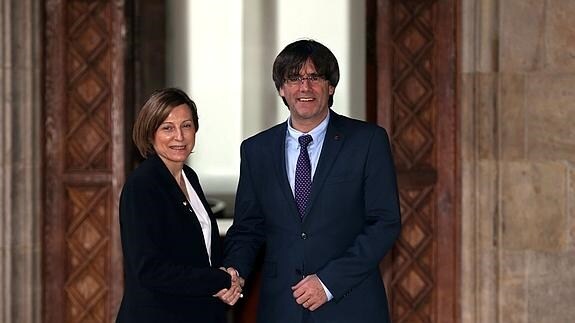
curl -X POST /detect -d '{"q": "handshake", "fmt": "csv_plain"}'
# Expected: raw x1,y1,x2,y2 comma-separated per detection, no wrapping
212,268,328,311
213,267,245,305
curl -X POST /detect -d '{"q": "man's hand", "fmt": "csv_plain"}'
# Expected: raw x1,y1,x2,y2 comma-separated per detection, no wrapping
213,267,244,305
225,267,245,288
292,274,328,311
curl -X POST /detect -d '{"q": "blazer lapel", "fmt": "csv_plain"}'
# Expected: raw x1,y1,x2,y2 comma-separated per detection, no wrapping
185,168,212,217
150,154,189,206
271,123,302,220
303,112,344,219
183,166,224,266
185,167,219,233
148,155,215,264
151,155,204,235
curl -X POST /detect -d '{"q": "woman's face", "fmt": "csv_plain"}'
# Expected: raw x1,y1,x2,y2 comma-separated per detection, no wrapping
152,104,196,170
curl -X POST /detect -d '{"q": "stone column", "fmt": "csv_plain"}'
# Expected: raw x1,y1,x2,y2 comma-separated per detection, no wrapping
0,0,42,322
460,0,501,321
461,1,575,322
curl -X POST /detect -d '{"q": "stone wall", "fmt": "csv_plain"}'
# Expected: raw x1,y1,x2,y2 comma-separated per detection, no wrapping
461,0,575,322
0,1,42,322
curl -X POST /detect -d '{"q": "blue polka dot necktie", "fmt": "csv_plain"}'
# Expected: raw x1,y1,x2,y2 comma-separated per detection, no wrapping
295,134,313,218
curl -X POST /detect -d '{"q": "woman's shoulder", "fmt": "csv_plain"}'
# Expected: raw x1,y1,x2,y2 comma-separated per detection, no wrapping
123,156,165,189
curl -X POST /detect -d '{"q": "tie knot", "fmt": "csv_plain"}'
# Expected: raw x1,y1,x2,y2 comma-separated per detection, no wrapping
298,134,313,148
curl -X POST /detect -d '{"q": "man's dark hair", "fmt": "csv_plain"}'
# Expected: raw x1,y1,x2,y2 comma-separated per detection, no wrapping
272,39,340,107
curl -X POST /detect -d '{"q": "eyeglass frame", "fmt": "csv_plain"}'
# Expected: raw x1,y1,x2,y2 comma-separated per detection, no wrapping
283,74,326,86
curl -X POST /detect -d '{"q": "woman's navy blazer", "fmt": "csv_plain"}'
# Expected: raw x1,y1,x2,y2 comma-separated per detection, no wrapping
116,154,230,323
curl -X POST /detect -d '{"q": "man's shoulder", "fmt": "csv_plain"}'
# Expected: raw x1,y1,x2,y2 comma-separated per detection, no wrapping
330,111,387,136
242,122,285,145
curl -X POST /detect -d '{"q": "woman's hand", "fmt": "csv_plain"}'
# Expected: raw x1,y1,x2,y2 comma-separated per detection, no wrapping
213,267,244,305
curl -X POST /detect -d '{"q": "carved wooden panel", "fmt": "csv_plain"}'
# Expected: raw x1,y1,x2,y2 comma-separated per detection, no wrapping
393,186,436,321
44,1,125,322
389,2,438,321
65,2,113,171
65,185,112,322
367,0,458,322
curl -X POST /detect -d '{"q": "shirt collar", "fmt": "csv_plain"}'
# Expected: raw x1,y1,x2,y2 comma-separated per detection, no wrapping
286,112,330,144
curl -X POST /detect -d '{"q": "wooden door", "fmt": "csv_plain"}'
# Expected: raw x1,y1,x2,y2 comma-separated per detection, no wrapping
367,0,459,322
43,1,126,322
42,1,165,322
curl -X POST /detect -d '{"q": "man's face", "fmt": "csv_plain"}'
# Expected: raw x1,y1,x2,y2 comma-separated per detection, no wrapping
279,59,335,131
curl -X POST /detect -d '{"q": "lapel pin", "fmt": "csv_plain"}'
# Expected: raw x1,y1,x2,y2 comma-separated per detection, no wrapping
334,134,341,140
183,201,187,206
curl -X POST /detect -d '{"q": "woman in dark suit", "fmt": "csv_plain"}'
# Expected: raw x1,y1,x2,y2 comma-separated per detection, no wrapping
116,88,242,323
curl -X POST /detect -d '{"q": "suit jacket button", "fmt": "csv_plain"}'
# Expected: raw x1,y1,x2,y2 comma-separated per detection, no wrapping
301,232,307,240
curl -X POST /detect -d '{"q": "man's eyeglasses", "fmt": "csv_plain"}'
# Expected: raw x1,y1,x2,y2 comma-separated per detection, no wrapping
284,74,325,86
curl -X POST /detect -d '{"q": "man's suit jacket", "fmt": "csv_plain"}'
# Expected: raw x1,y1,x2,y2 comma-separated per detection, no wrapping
116,154,230,323
225,111,402,323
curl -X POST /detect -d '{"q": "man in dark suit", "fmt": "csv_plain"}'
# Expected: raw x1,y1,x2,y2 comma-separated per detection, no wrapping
224,39,401,323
